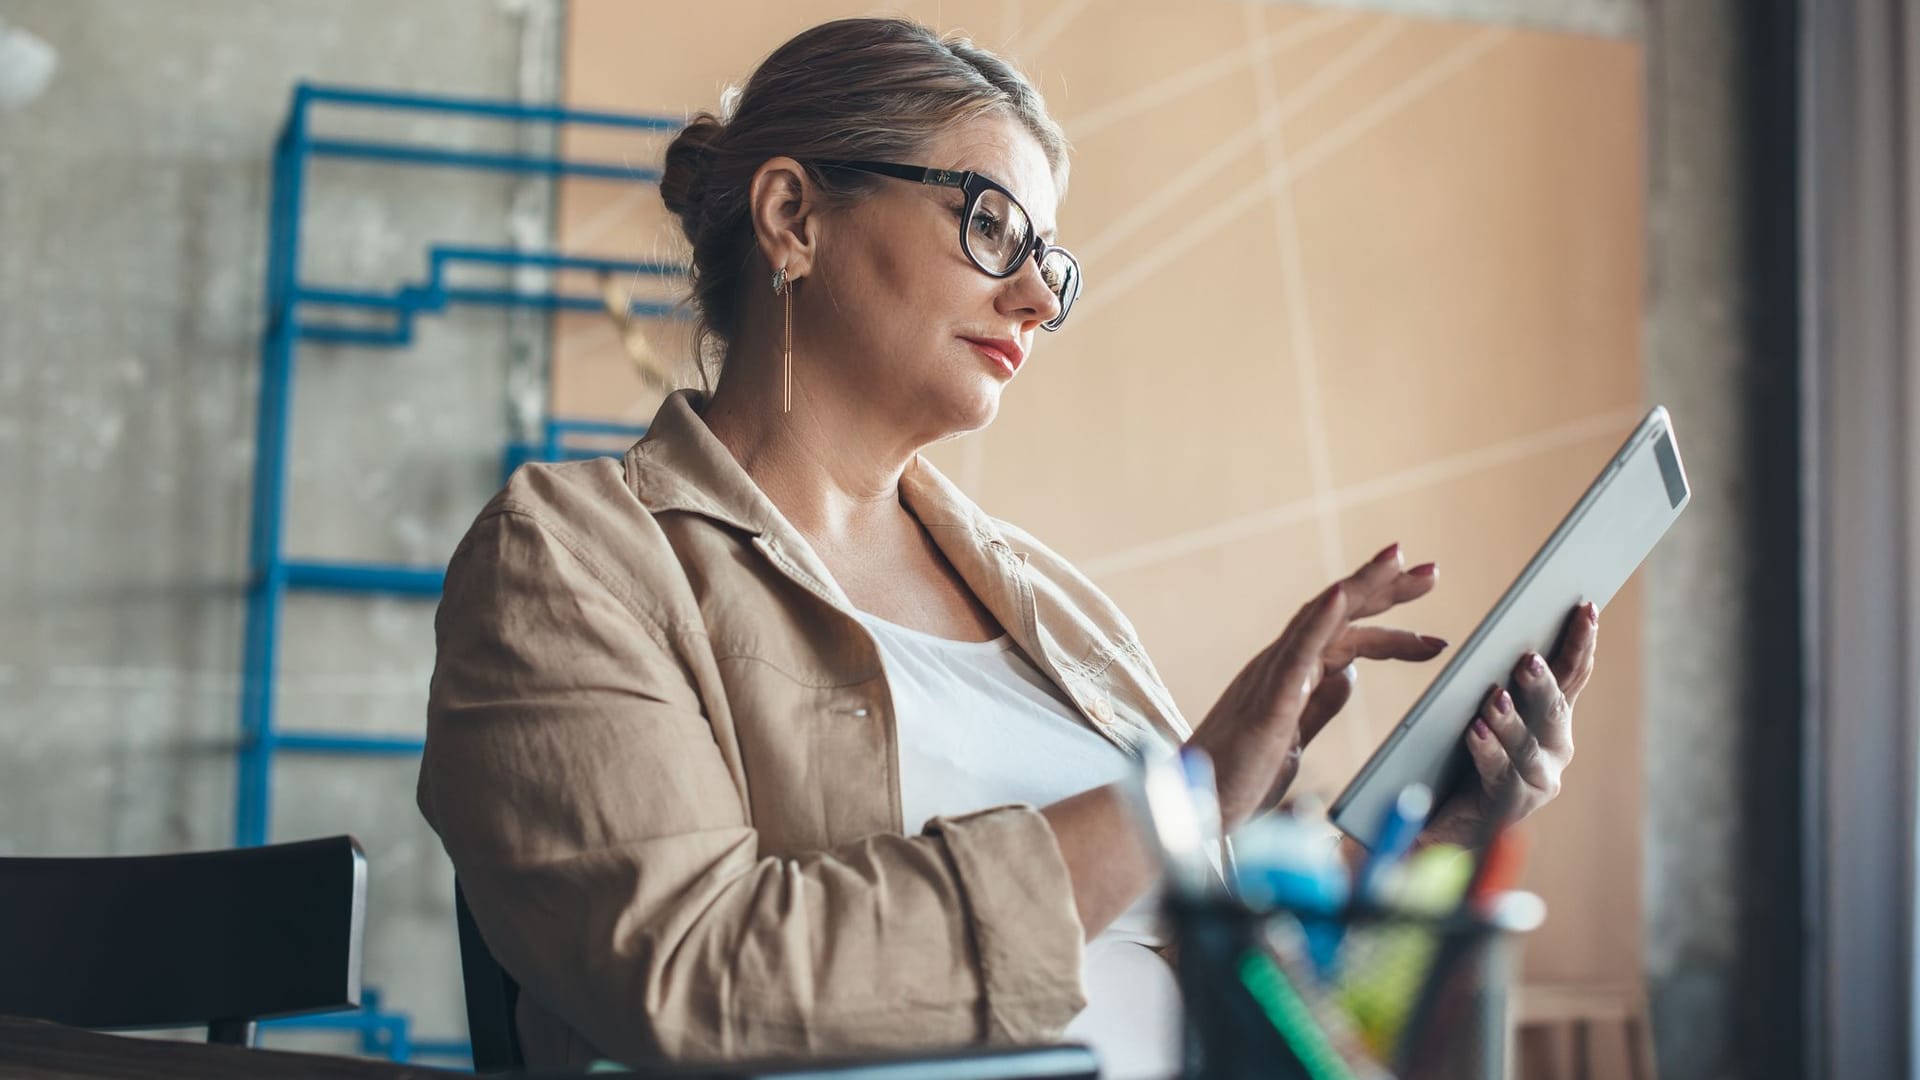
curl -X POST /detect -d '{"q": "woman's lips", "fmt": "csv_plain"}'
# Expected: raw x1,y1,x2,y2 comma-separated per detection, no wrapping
961,337,1024,376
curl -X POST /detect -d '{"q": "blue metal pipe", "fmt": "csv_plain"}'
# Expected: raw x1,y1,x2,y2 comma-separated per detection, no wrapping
307,137,653,182
295,286,411,311
431,245,684,278
548,418,649,438
292,241,687,345
298,287,605,313
504,441,639,471
503,424,646,484
405,1039,475,1063
236,87,311,848
261,990,448,1064
302,81,679,130
296,311,680,346
275,732,428,756
283,560,445,596
295,300,681,346
436,287,612,311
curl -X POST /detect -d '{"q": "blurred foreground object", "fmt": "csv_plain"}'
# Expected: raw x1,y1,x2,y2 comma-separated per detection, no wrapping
0,17,58,110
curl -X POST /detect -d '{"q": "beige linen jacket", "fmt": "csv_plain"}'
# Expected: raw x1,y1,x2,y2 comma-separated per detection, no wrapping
419,390,1190,1069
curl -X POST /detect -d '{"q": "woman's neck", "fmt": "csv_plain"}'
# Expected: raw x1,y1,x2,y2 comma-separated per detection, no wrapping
700,360,924,555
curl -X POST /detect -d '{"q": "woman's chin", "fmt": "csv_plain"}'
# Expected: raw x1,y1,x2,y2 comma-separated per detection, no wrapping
901,375,1005,441
949,379,1004,433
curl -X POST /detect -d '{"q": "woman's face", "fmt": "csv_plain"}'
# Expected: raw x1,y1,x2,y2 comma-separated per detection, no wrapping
804,112,1063,442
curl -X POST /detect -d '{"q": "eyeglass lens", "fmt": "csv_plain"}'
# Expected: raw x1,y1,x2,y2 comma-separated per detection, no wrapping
966,187,1080,315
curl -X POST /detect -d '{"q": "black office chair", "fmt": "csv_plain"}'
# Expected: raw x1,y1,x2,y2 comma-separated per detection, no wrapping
0,834,367,1046
455,878,526,1073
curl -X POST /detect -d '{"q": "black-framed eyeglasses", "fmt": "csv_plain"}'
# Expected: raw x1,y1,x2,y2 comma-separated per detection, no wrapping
810,159,1081,331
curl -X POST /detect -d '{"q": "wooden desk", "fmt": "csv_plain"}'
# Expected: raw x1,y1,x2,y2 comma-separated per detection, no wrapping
0,1015,450,1079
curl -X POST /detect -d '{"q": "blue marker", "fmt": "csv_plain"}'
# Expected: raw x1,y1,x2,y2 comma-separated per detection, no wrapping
1230,814,1349,980
1357,783,1433,904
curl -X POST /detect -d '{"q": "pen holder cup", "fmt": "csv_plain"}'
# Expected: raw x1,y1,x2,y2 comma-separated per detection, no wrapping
1168,892,1535,1080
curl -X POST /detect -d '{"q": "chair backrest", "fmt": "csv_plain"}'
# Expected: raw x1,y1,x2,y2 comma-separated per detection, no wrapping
454,878,525,1073
0,834,366,1045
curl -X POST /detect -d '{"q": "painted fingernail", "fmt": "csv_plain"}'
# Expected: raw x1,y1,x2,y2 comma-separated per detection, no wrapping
1471,718,1492,739
1409,562,1438,577
1494,689,1512,713
1526,653,1547,676
1419,634,1450,649
1372,542,1402,565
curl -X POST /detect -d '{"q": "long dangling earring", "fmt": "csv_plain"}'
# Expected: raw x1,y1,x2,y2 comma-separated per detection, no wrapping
771,265,793,413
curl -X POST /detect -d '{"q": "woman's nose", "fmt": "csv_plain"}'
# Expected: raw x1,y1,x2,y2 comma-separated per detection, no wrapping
1001,252,1061,326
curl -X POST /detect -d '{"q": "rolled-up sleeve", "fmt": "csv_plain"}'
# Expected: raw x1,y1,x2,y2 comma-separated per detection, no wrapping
418,506,1086,1064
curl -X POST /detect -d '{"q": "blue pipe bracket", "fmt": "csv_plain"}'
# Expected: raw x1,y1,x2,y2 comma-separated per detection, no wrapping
295,245,688,348
241,82,681,1062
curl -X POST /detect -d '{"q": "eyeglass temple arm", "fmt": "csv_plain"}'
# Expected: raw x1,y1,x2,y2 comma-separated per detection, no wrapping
812,160,965,189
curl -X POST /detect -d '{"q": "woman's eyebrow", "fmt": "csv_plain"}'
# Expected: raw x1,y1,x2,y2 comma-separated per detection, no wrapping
944,159,1060,239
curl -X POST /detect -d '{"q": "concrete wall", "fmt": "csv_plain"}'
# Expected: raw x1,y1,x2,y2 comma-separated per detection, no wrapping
0,1,1769,1075
1639,3,1747,1076
0,0,559,1053
1643,3,1809,1078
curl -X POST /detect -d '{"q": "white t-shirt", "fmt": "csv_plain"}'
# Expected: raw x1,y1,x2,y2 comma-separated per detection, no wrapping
850,609,1183,1080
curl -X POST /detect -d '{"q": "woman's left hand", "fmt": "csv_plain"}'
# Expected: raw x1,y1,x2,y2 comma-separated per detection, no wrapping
1424,600,1599,845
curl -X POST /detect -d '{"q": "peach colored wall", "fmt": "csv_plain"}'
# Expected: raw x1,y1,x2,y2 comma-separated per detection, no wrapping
555,1,1644,987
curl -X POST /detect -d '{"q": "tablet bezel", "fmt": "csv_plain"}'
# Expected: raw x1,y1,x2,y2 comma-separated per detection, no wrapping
1328,406,1690,841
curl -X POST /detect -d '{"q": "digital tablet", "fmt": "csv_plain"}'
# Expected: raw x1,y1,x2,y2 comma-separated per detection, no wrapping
1329,406,1691,842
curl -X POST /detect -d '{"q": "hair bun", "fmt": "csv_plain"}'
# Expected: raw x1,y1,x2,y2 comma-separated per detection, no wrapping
660,113,724,239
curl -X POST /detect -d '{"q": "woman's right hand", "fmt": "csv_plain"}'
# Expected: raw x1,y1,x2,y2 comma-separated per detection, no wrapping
1188,544,1446,830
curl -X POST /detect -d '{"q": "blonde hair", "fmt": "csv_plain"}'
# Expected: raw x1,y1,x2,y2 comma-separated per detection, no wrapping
657,17,1069,375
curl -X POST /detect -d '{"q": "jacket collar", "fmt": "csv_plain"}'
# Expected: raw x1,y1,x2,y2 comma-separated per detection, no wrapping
625,390,1151,756
625,389,779,536
628,390,1016,537
625,390,1026,615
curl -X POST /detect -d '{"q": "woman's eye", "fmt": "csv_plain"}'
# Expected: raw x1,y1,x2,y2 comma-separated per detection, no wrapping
970,210,1004,240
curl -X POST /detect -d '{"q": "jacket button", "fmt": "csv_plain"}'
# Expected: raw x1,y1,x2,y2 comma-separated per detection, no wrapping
1088,696,1113,723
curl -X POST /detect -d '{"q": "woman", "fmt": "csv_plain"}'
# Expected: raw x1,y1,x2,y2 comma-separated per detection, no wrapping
418,16,1594,1075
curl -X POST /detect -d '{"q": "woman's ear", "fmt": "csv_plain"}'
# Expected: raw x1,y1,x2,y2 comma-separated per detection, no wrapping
748,156,818,282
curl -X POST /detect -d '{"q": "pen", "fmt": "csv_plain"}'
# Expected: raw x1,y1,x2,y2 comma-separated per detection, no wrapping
1357,783,1433,904
1463,824,1528,911
1321,784,1432,994
1178,747,1224,877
